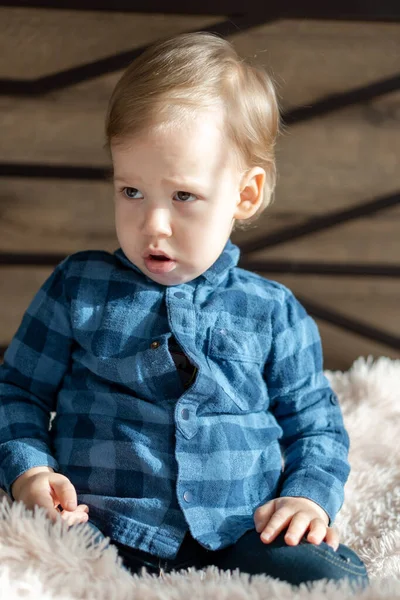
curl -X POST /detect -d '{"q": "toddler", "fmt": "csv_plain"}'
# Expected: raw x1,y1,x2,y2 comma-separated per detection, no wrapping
0,32,369,589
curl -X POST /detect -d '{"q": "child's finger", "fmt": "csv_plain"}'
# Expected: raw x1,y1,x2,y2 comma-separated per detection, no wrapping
324,526,340,551
57,503,89,514
49,476,78,512
74,504,89,514
283,512,312,545
306,518,329,545
254,499,277,532
259,509,294,543
61,510,89,526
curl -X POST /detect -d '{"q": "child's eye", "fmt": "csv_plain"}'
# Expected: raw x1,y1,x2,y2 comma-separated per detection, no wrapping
174,191,197,203
121,188,197,202
122,187,141,199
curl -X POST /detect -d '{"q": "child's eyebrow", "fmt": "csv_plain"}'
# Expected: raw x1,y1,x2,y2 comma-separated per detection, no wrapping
112,174,130,182
161,176,205,188
113,174,207,191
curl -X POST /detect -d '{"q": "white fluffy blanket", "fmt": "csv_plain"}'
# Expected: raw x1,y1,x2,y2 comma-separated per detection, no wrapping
0,356,399,599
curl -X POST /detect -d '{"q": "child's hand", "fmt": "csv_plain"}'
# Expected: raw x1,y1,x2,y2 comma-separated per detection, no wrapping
254,496,339,551
11,466,88,526
57,503,89,527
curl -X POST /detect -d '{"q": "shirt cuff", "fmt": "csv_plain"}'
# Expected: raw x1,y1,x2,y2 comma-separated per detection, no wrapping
1,441,59,499
279,468,345,526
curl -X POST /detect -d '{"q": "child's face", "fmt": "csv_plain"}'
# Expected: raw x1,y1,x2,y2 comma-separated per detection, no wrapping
111,109,246,286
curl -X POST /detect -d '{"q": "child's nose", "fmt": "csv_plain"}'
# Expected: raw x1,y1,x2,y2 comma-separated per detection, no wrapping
142,207,172,237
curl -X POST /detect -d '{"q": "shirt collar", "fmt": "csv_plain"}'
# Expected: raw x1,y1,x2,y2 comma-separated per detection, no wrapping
113,238,241,288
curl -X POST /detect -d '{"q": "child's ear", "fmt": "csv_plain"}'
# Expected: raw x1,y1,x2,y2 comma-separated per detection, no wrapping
234,167,266,221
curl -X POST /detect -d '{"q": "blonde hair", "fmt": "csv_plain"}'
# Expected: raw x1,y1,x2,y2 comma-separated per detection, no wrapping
105,31,280,231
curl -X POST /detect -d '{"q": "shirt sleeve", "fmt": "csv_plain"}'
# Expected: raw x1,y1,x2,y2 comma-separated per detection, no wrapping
0,259,73,498
266,286,351,525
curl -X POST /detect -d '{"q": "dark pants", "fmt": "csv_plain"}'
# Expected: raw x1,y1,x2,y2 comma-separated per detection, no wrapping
83,522,369,590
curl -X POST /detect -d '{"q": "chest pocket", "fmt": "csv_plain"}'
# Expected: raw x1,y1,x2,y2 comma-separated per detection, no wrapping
209,326,264,364
206,326,268,413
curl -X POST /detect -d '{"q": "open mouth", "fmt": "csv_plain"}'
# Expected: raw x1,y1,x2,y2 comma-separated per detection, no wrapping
150,255,170,261
144,253,176,274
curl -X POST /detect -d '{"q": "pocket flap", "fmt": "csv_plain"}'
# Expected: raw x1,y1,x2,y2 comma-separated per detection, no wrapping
209,327,264,364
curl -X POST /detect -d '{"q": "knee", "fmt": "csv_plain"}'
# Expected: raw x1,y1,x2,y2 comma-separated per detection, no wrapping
301,540,369,590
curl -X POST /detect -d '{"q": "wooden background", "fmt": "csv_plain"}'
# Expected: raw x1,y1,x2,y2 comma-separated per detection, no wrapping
0,6,399,370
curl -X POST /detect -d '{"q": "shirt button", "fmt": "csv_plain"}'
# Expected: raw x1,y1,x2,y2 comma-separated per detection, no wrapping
330,394,338,405
183,491,193,503
174,292,185,299
150,341,160,349
181,408,190,420
219,328,226,334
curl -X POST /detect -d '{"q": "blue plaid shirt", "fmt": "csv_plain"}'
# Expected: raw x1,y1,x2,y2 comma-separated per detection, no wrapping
0,239,350,559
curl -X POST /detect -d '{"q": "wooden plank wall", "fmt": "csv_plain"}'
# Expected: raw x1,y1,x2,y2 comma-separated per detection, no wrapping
1,9,399,370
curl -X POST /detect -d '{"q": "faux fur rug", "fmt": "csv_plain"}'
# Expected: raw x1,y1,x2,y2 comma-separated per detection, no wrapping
0,356,399,599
